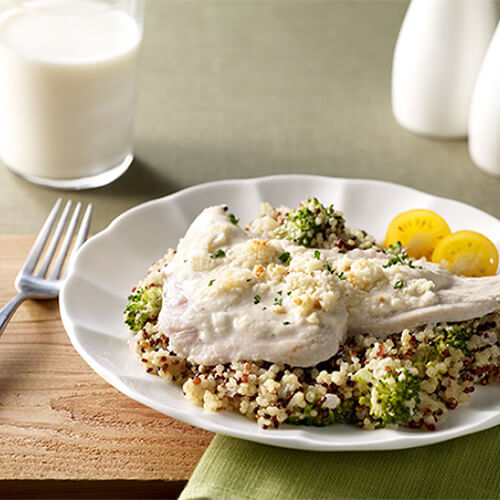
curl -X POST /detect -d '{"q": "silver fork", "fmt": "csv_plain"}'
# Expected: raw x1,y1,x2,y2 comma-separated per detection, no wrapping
0,198,92,337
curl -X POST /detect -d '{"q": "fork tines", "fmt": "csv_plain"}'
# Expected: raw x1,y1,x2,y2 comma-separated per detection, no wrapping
23,198,93,280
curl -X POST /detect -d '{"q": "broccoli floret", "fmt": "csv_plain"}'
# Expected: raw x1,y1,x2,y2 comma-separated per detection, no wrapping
370,369,421,427
286,397,357,427
124,286,162,332
303,402,331,426
286,415,302,425
331,398,357,424
413,321,473,365
435,324,471,356
286,402,334,427
284,198,344,247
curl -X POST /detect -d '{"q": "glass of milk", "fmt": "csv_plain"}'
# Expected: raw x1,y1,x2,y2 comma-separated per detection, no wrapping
0,0,144,189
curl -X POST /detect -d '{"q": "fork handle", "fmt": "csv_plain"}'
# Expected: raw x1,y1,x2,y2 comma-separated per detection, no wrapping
0,294,27,338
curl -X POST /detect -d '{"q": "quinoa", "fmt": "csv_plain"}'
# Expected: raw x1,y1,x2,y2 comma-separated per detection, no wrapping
125,201,500,431
247,199,377,251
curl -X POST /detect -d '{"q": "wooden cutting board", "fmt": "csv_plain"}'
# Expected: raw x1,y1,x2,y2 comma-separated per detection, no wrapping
0,236,213,499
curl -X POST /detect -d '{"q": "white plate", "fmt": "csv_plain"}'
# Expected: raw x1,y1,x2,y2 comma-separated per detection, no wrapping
59,175,500,451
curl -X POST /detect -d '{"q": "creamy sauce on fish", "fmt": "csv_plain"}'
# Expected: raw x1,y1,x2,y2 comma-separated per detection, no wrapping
156,205,500,367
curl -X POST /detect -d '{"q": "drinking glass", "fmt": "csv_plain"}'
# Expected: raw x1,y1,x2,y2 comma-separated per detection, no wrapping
0,0,144,189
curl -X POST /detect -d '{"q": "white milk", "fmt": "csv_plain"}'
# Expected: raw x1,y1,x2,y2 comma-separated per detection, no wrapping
0,0,141,181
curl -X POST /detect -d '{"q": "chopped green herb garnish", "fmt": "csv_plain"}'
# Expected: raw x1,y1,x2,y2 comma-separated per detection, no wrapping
277,290,282,295
279,252,291,264
383,252,421,270
287,291,292,296
314,250,321,260
384,256,404,268
208,279,215,286
274,297,283,306
383,242,422,269
323,263,346,280
254,295,261,304
385,241,405,256
394,280,404,289
213,249,225,258
246,278,252,282
228,213,239,225
283,321,290,325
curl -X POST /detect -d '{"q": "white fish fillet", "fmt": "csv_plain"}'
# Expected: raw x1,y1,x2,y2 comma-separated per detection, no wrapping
158,205,500,366
347,269,500,336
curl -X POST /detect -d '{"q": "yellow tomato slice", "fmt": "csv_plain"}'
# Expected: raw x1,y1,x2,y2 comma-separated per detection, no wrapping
385,209,451,259
431,230,499,277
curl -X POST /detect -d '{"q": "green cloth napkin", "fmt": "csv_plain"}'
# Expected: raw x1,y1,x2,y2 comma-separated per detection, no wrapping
180,426,500,499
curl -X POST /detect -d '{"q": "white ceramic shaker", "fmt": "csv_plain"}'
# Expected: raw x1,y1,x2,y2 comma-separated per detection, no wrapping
469,21,500,176
392,0,498,138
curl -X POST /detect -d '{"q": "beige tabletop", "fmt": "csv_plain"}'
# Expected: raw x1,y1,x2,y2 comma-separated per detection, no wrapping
0,0,498,236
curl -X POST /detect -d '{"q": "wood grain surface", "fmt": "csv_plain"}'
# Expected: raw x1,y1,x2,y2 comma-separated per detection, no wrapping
0,236,213,498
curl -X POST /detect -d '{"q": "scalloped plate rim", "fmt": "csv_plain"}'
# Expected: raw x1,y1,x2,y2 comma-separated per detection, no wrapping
59,175,500,451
